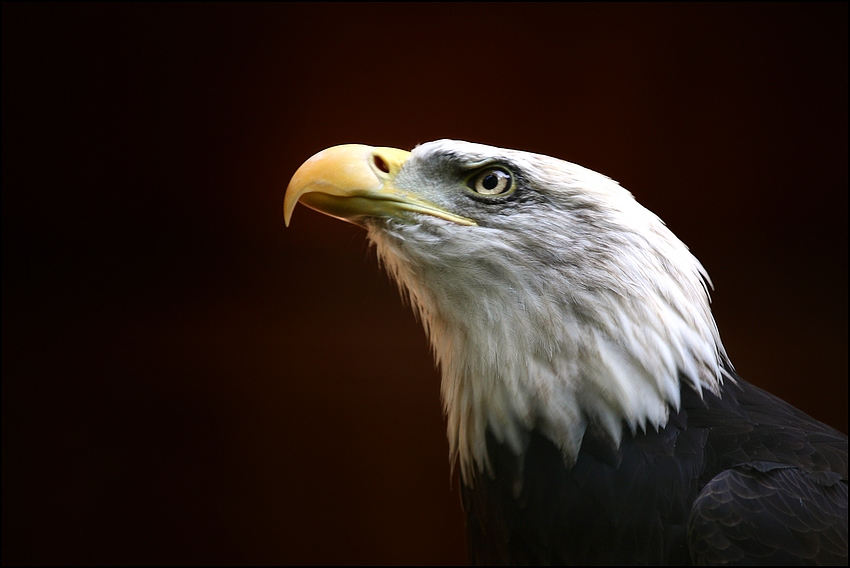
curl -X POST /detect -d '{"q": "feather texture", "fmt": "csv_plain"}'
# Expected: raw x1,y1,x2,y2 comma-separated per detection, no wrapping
368,140,729,479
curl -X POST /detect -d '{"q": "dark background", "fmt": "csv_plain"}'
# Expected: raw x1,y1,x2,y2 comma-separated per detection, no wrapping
3,4,847,565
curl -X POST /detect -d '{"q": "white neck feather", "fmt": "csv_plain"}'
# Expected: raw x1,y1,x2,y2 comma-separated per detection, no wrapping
367,153,729,482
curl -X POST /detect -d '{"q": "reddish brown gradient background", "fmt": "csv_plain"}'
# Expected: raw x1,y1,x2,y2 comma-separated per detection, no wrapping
3,4,847,565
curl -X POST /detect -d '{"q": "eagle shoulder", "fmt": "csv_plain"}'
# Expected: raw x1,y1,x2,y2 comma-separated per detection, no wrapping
461,374,848,565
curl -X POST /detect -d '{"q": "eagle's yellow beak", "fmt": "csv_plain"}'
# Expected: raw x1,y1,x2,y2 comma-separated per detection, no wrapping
284,144,476,227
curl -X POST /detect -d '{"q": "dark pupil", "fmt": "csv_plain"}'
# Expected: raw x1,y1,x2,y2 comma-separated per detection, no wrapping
482,174,499,190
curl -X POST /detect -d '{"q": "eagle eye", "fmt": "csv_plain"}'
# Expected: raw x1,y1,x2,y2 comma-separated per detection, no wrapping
469,168,513,196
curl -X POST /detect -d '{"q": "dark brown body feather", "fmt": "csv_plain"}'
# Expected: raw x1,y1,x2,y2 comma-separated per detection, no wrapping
462,372,848,565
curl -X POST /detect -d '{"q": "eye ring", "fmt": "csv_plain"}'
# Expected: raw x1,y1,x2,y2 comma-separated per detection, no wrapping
468,167,514,196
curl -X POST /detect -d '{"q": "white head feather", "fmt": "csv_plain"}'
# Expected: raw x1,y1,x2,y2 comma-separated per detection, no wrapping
364,140,729,481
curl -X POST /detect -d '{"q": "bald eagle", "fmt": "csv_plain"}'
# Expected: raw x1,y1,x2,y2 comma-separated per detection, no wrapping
284,141,848,565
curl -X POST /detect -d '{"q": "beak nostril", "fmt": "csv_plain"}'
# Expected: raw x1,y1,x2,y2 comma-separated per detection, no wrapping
373,154,390,174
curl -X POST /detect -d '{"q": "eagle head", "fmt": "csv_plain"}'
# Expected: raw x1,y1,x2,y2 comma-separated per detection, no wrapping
284,140,729,480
